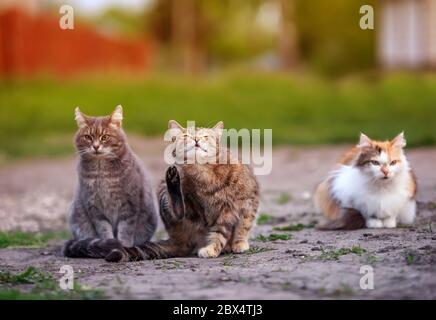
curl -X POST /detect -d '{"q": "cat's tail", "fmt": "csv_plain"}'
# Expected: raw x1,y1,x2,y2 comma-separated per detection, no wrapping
63,238,130,262
315,179,366,230
104,240,182,263
316,208,366,230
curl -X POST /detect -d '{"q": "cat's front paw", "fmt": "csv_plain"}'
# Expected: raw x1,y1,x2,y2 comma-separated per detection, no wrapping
383,217,397,228
366,218,383,229
198,245,220,258
166,166,180,189
232,240,249,254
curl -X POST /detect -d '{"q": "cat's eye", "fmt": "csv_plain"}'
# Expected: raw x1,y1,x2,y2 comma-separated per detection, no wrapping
100,134,110,142
390,160,398,166
83,135,93,141
370,160,380,166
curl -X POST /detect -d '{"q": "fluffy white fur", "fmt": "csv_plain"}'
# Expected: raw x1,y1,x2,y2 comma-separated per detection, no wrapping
329,152,416,229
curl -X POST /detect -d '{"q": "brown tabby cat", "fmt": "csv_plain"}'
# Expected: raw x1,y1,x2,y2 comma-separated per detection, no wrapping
107,120,260,262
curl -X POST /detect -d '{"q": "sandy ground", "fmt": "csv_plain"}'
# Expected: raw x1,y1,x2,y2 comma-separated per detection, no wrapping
0,137,435,299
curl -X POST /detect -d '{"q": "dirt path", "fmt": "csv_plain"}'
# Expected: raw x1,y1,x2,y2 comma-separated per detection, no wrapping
0,138,435,299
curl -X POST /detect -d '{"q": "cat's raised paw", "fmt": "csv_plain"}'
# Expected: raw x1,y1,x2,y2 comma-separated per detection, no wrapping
166,166,180,188
232,240,249,254
198,245,220,258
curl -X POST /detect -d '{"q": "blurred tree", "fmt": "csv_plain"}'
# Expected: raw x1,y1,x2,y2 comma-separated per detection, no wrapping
146,0,208,73
206,0,274,66
294,0,376,76
93,7,145,38
144,0,376,75
171,0,207,73
278,0,299,69
146,0,274,72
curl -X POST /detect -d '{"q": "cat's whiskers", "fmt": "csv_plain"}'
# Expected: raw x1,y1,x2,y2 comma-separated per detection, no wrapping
75,149,89,156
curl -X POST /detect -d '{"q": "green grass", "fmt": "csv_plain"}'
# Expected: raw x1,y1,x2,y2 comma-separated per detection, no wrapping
255,233,292,242
0,231,70,249
406,254,415,265
0,267,105,300
275,193,292,205
320,246,367,261
1,72,436,159
243,246,275,255
366,255,377,265
273,223,315,232
153,260,186,270
256,213,274,225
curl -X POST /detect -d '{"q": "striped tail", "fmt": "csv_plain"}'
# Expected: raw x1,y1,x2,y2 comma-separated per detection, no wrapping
63,238,130,262
105,240,182,263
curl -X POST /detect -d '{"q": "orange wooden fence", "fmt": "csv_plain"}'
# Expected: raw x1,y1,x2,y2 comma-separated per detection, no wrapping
0,9,152,77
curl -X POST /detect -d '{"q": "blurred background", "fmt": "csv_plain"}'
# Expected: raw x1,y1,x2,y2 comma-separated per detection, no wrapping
1,0,436,162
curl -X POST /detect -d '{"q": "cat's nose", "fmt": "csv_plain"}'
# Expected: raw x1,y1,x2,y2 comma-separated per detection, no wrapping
93,144,100,151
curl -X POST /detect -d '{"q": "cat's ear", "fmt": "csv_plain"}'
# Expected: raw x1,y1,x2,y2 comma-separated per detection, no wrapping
212,121,224,137
357,133,372,148
168,120,184,131
168,120,184,141
110,105,123,128
391,132,406,148
75,107,88,128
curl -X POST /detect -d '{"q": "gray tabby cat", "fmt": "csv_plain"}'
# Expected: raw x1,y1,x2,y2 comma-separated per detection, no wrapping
63,105,157,262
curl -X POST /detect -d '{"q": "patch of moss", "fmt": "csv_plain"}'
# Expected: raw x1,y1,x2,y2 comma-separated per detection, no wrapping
243,246,275,255
256,214,274,225
0,267,106,300
256,234,292,242
273,223,315,232
320,246,367,261
406,254,415,265
0,231,70,249
276,193,291,205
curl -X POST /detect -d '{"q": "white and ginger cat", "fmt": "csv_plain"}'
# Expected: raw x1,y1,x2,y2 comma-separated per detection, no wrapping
315,132,417,230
